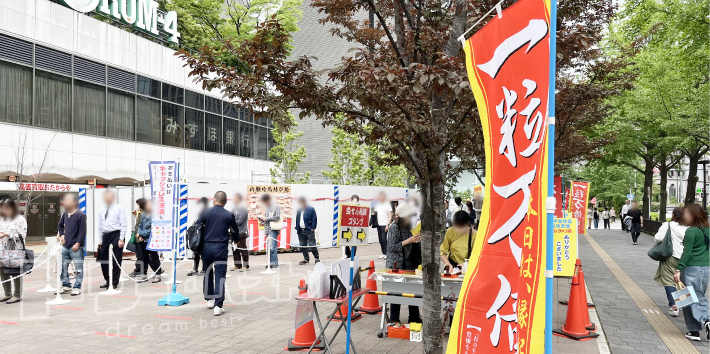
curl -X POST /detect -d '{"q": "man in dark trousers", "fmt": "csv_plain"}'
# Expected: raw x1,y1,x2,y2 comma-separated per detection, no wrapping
195,191,239,316
56,194,86,296
295,196,319,265
626,201,643,245
230,193,249,271
97,190,127,290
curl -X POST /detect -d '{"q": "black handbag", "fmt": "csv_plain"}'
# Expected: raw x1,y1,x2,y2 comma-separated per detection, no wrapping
369,213,378,228
3,236,34,275
187,222,205,253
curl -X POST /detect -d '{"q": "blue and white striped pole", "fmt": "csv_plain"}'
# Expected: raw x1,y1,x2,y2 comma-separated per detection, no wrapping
545,0,558,353
79,188,87,255
178,184,188,259
332,186,340,247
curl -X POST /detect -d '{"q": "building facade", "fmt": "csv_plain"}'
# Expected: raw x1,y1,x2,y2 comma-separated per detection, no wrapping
0,0,276,235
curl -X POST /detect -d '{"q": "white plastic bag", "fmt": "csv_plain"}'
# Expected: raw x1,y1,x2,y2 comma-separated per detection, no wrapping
307,262,330,299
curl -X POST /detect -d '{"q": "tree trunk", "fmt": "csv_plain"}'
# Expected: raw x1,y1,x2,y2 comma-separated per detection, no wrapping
685,154,700,206
642,160,654,219
659,163,668,221
420,177,445,353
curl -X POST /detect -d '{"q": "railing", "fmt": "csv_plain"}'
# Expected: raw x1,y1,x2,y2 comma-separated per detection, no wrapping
642,219,662,235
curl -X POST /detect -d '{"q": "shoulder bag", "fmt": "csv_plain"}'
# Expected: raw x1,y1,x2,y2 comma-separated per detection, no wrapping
1,234,33,275
186,222,205,253
268,208,283,230
647,222,673,261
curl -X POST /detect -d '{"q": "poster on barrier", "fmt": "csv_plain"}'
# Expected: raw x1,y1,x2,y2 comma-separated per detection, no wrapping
247,185,293,250
553,218,577,277
147,161,177,251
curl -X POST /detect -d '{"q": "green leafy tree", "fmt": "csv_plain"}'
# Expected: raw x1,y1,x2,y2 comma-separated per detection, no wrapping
451,188,473,203
323,127,369,185
269,113,311,184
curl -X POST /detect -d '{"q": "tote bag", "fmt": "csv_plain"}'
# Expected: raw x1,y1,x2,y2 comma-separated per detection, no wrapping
672,282,699,309
647,223,673,261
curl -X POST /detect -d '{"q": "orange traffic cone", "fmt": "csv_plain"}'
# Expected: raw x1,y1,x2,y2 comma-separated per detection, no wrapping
286,279,325,351
577,265,596,331
356,260,382,314
559,259,595,308
553,270,599,341
328,301,363,322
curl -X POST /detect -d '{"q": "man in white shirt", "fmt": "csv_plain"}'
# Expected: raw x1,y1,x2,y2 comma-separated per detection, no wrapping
374,192,393,258
97,190,127,290
620,200,630,232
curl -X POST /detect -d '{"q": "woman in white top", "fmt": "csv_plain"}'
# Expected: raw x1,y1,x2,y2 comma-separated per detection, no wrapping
610,207,616,223
653,207,688,317
0,199,28,303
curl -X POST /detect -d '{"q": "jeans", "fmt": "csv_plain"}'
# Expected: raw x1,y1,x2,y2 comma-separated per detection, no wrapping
630,223,641,243
681,266,710,332
297,229,319,261
61,245,85,289
377,226,388,255
593,219,599,229
201,242,228,308
268,230,279,266
664,286,677,307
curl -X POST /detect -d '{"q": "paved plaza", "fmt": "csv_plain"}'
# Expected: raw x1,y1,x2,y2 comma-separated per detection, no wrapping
1,224,708,354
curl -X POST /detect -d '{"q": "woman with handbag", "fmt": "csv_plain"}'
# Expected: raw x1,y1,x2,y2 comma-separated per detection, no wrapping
652,207,687,317
673,204,710,341
0,199,27,304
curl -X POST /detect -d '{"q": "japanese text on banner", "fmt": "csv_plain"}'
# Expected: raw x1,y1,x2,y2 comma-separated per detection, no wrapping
147,161,177,251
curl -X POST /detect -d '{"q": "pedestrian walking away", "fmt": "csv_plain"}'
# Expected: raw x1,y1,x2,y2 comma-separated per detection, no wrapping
374,192,393,259
0,199,27,304
230,193,249,271
652,207,687,317
258,194,282,268
295,196,319,265
672,204,710,342
195,191,240,316
97,190,127,290
621,200,630,232
626,202,643,245
56,194,87,296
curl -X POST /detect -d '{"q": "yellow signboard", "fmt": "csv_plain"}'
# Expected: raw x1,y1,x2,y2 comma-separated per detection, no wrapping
553,218,578,277
473,184,483,195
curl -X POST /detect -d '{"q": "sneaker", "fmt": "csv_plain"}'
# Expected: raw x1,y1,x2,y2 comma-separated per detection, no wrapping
197,271,205,276
378,255,386,259
685,331,701,341
6,297,21,304
705,321,710,340
668,308,679,317
152,275,161,283
138,274,148,281
129,270,140,277
56,286,72,294
265,265,279,269
299,260,309,265
187,270,198,276
207,300,215,309
0,296,10,302
71,288,81,296
231,266,238,271
214,306,225,316
315,259,320,264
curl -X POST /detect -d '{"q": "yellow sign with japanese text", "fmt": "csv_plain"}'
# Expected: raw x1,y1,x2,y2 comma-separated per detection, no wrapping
553,218,578,277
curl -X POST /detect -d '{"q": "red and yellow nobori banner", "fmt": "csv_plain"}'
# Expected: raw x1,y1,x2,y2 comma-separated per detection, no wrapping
448,0,551,353
569,181,591,236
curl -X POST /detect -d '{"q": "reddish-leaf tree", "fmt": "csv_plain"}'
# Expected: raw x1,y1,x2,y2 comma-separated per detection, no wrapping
178,0,628,351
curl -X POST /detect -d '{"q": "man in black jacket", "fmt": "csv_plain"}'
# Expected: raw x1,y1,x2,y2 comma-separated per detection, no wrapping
295,197,319,265
195,191,239,316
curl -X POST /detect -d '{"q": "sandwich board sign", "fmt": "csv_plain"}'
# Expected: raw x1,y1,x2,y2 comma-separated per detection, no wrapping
336,203,369,247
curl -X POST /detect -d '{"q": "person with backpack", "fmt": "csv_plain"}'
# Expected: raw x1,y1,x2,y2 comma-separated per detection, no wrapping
653,207,687,317
673,204,710,341
440,211,477,273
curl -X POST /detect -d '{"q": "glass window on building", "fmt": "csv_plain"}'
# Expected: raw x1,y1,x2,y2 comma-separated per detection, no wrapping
185,90,204,110
239,122,253,158
0,61,32,125
268,128,276,161
223,118,239,155
256,126,269,160
162,83,184,104
184,108,204,150
205,96,221,114
137,76,160,98
136,95,161,144
73,80,106,136
34,70,71,131
107,89,135,141
205,113,222,153
240,108,254,123
162,102,183,148
223,101,239,119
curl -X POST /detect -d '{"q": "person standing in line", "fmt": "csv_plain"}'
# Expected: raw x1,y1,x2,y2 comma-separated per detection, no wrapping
296,196,319,265
188,197,210,276
445,200,452,228
258,194,282,268
673,204,710,341
653,207,687,317
621,200,630,232
128,199,145,278
344,195,360,258
602,208,610,229
454,197,469,213
626,202,643,245
97,191,127,290
230,193,250,271
465,201,476,227
0,199,27,303
195,191,239,316
593,207,600,229
385,203,422,324
374,192,393,259
56,194,86,295
472,193,483,229
135,200,162,283
610,207,616,223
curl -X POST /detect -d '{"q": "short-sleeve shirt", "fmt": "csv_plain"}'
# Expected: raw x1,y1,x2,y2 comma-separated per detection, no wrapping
627,209,642,224
375,202,392,226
